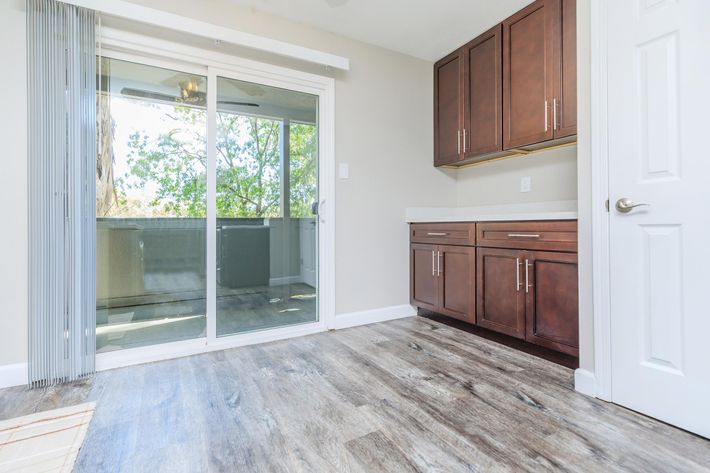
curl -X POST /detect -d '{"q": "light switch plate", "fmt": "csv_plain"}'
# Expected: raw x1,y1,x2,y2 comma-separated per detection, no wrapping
520,176,531,193
339,163,349,179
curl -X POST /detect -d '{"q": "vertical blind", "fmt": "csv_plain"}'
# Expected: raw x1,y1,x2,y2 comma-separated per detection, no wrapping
27,0,96,386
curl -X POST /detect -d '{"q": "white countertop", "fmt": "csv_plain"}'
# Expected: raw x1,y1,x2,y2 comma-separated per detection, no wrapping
405,200,578,223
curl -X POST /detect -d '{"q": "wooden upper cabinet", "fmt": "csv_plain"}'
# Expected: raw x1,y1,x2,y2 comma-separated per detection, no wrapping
463,25,503,158
433,0,576,166
434,51,463,166
553,0,577,138
503,0,577,149
503,0,555,149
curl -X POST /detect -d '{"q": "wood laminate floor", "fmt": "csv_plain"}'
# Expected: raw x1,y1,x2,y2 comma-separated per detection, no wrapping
0,317,708,472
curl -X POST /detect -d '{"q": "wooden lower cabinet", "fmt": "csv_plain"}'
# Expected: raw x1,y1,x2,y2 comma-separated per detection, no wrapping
411,243,438,311
525,251,579,355
476,248,526,338
410,243,475,324
439,245,476,323
410,221,578,359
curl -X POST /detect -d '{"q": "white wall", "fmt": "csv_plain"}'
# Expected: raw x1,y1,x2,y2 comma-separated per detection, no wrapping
0,0,28,368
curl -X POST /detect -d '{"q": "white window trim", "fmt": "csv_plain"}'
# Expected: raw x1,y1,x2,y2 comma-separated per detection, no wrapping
95,29,336,372
63,0,349,70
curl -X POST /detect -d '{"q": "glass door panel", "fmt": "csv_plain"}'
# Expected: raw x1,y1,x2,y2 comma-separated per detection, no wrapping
96,57,207,352
215,76,319,336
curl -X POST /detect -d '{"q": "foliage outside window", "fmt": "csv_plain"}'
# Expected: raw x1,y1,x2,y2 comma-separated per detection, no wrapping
98,100,317,219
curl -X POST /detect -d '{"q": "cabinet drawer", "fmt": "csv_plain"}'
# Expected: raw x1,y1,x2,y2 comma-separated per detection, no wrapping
476,220,577,252
410,223,476,246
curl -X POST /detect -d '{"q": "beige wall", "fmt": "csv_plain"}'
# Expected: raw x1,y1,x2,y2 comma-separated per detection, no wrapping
119,0,460,314
0,0,28,367
0,0,457,368
0,0,593,376
575,0,594,373
454,146,578,206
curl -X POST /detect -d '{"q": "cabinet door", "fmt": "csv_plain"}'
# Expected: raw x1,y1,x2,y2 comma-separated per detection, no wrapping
434,51,463,166
476,248,526,338
503,0,555,149
463,25,503,158
410,243,438,310
524,251,579,355
553,0,577,138
438,245,476,323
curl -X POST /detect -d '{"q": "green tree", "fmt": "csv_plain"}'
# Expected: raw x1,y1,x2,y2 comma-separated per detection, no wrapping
289,122,318,218
215,113,280,218
113,105,317,219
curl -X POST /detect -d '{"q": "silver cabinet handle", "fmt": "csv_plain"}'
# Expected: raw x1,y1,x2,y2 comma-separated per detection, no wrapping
544,100,549,132
615,198,650,214
525,259,533,293
507,233,541,238
432,250,436,276
463,129,468,152
457,130,461,154
553,99,558,131
437,251,442,276
427,232,448,236
516,257,522,292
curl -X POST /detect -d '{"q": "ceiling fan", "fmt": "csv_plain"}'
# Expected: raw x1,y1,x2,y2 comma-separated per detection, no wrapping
120,79,259,107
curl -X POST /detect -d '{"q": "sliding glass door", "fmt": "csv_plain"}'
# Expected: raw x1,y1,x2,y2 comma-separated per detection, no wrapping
214,76,319,336
96,55,319,354
96,58,208,353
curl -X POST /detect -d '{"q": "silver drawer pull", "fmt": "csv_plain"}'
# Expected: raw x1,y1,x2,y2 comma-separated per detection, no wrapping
427,232,448,236
507,233,541,238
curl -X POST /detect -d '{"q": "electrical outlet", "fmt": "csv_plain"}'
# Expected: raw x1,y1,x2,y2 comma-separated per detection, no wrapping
520,176,532,193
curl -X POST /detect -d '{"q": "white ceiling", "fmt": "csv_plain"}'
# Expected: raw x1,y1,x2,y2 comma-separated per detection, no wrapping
227,0,533,61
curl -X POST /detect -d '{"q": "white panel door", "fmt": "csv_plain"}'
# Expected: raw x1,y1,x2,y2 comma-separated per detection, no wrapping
607,0,710,437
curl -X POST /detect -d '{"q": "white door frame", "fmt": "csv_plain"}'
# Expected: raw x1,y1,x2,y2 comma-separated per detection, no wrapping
95,28,336,371
588,0,613,401
588,0,614,401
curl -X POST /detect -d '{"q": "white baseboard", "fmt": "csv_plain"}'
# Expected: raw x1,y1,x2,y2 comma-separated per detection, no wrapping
269,275,303,286
2,305,415,386
574,368,597,397
97,321,327,372
0,362,28,389
333,304,417,330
